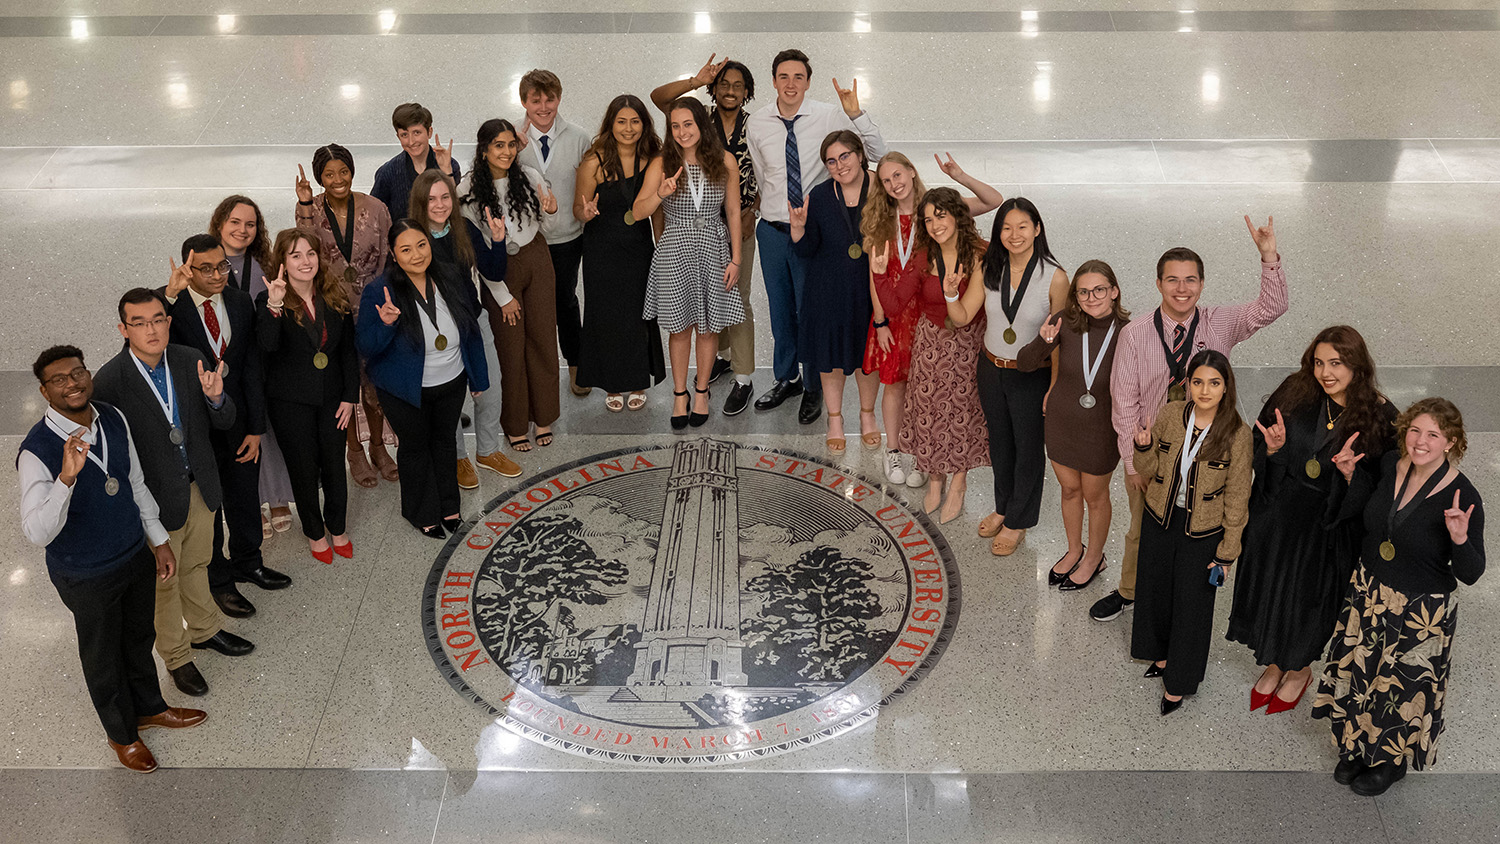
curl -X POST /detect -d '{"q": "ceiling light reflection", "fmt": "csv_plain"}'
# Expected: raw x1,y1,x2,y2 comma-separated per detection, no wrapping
852,12,872,33
1033,62,1052,104
168,81,189,108
70,18,89,39
694,12,712,33
10,80,29,110
378,9,397,32
340,83,361,101
1201,70,1220,102
217,14,236,34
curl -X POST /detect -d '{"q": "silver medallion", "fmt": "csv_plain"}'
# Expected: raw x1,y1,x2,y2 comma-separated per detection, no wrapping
1079,392,1097,409
104,477,120,496
169,426,184,445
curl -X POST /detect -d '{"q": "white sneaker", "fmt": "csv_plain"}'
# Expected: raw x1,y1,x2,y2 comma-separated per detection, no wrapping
884,449,906,485
904,453,927,488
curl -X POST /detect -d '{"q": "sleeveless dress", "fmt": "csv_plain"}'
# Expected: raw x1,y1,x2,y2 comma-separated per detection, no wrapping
577,169,666,392
643,163,744,334
898,266,990,475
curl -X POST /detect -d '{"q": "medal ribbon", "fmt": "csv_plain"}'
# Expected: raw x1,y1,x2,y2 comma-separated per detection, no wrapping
45,405,111,481
1177,410,1213,497
128,352,179,431
1387,459,1449,542
832,172,869,257
1153,308,1201,391
1080,319,1117,397
894,214,916,269
323,198,356,265
1000,252,1040,330
412,281,444,348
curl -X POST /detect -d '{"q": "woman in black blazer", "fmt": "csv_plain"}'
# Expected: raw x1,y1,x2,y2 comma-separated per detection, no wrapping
256,227,359,563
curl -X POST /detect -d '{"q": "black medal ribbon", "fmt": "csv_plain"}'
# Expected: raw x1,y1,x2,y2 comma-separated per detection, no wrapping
227,251,252,293
1384,458,1450,556
412,280,446,350
832,172,869,259
323,197,357,266
1000,251,1041,329
1153,308,1201,391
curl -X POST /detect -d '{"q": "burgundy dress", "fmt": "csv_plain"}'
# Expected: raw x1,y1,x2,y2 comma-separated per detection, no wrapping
897,259,990,475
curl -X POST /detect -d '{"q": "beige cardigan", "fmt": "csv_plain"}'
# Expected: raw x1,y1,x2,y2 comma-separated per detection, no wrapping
1133,400,1253,564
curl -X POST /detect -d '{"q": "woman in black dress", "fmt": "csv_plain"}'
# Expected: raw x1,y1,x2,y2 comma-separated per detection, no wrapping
574,94,666,411
1312,398,1485,795
1227,325,1396,714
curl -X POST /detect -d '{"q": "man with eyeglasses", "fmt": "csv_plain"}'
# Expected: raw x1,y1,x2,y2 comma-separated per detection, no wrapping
163,233,290,622
93,288,254,699
19,345,207,773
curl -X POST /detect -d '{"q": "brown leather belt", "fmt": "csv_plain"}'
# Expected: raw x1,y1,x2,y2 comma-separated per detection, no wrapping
984,349,1020,369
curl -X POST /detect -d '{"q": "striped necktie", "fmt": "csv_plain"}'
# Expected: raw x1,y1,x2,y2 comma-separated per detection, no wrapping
1169,324,1186,386
781,116,802,208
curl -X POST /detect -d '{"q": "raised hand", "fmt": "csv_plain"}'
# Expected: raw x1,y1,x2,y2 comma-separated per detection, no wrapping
870,241,890,275
540,184,559,215
788,198,808,230
377,286,401,325
832,77,861,117
433,132,454,173
296,163,314,204
1244,214,1278,261
59,432,89,485
1254,407,1287,454
1134,423,1152,448
500,298,521,326
198,358,226,401
1444,488,1475,544
692,53,722,87
579,195,600,223
516,115,532,150
235,433,261,464
166,258,193,300
1039,313,1063,344
1331,432,1364,482
943,266,965,299
265,266,287,308
483,206,508,241
934,152,966,181
659,166,684,198
334,401,356,430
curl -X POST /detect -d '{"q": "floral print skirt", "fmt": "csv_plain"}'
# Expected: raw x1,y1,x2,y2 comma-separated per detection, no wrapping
1311,564,1457,771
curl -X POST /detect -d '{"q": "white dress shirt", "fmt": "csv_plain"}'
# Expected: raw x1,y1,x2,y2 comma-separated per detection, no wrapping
18,403,169,548
745,98,886,224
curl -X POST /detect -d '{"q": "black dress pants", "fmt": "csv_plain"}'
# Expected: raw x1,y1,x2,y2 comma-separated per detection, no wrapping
976,361,1049,529
268,397,349,540
377,374,467,529
48,544,168,745
1131,506,1223,697
550,237,585,367
207,427,265,589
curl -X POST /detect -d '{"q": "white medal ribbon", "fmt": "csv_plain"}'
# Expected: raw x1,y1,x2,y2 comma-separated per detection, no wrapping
45,405,111,481
1177,410,1213,504
129,352,178,430
1080,319,1117,396
687,165,706,214
895,214,916,269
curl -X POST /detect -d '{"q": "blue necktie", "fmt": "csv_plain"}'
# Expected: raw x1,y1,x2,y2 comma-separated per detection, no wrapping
781,116,802,208
539,134,550,159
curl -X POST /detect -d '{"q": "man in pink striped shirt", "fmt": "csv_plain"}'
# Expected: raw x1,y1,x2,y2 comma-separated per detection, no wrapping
1089,216,1287,623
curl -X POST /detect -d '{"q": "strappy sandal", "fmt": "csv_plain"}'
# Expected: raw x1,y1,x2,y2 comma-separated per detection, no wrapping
671,389,690,430
270,506,293,533
860,406,881,449
826,411,846,453
508,435,533,453
605,394,625,413
978,512,1004,538
627,391,648,411
535,429,554,447
991,527,1027,556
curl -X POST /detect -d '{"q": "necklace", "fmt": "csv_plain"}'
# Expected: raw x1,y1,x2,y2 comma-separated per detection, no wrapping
1326,397,1344,430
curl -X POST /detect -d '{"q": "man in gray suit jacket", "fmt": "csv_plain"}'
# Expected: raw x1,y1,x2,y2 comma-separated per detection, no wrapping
92,288,255,698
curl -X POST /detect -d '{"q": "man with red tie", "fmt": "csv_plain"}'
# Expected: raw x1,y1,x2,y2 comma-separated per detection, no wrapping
164,234,290,621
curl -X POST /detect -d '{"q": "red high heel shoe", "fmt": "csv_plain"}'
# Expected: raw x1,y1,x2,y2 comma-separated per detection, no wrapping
1265,676,1312,714
1250,687,1274,711
332,540,353,559
310,544,333,564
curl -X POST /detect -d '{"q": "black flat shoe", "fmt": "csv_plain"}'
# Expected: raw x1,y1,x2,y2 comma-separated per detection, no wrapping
191,630,255,657
1144,662,1165,678
1334,757,1368,786
690,385,710,427
420,524,446,539
169,662,208,697
236,565,292,591
671,389,690,430
723,380,753,416
1160,695,1184,716
212,587,256,619
798,390,823,425
707,357,732,384
441,516,462,533
754,377,803,411
1059,555,1109,592
1047,546,1084,586
1350,762,1406,796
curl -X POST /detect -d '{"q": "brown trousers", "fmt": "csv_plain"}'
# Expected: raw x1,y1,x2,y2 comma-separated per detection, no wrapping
157,483,224,669
1118,482,1146,601
489,236,561,438
716,231,758,377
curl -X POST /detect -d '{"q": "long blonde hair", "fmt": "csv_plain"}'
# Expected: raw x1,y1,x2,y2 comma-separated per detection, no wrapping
860,151,928,252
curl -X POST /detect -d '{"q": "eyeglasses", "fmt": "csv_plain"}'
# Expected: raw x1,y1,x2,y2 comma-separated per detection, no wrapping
1076,285,1114,301
825,150,859,168
193,260,233,277
716,82,747,93
44,366,90,390
126,316,170,331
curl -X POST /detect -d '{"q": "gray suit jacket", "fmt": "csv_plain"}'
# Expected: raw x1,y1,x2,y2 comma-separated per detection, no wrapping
92,344,236,532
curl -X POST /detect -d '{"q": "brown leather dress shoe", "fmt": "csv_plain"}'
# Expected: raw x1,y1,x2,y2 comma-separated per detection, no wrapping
138,707,207,730
108,739,159,773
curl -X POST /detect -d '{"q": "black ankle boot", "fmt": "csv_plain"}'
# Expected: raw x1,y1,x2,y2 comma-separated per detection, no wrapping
1333,756,1367,786
1350,762,1406,796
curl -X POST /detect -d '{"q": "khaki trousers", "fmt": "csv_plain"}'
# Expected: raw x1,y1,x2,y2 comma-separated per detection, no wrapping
1118,481,1146,601
717,231,757,377
157,482,224,669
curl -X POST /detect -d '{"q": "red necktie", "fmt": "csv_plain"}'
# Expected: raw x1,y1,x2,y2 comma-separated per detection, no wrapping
203,299,221,343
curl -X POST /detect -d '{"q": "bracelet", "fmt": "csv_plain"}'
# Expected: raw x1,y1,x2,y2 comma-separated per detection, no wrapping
729,261,739,266
943,292,960,302
297,199,313,206
873,318,889,328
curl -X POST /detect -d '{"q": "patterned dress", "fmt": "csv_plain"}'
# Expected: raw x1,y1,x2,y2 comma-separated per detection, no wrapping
863,213,925,384
897,271,990,475
643,164,744,334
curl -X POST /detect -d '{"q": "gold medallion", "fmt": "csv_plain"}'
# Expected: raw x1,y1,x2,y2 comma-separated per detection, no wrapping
435,334,449,351
623,211,636,226
848,243,863,259
343,266,357,287
1305,458,1321,479
1379,540,1396,561
1003,326,1017,345
312,352,329,370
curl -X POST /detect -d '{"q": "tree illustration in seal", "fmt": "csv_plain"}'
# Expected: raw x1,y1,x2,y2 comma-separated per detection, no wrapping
472,512,628,680
743,546,888,683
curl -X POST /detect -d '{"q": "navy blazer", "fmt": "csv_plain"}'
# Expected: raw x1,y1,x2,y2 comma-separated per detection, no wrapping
91,344,237,531
256,291,360,407
356,268,489,407
161,285,266,439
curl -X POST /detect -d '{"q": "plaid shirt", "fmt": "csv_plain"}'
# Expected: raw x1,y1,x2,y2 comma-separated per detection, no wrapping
1111,259,1289,475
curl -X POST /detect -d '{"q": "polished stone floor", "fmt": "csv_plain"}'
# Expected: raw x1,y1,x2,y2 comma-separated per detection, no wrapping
3,1,1499,840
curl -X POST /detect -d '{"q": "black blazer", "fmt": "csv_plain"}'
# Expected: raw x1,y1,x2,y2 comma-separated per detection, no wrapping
92,344,237,531
161,285,266,440
256,291,360,407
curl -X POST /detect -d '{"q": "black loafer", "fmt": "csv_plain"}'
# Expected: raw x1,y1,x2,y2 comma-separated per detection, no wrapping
1350,762,1406,796
1334,757,1368,786
236,565,292,591
1059,555,1108,592
754,378,804,411
798,391,823,425
723,381,753,416
169,662,208,697
191,630,255,657
707,357,733,384
212,587,256,619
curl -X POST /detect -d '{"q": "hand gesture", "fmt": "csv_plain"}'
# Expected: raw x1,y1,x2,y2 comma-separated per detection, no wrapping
516,115,532,151
296,163,314,204
377,286,401,325
152,542,177,581
500,298,521,326
1254,408,1287,454
1244,214,1277,261
692,53,723,87
59,432,89,484
1331,432,1364,482
483,206,508,241
788,198,808,230
433,131,454,174
1444,488,1475,544
166,258,193,300
335,401,355,430
832,77,861,117
1134,423,1153,448
943,266,965,299
579,195,600,223
1039,313,1063,344
659,166,684,198
265,266,287,308
198,358,226,401
870,242,890,275
723,260,740,292
934,152,966,181
540,184,559,215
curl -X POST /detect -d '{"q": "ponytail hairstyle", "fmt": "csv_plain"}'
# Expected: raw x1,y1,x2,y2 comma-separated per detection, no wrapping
464,118,542,227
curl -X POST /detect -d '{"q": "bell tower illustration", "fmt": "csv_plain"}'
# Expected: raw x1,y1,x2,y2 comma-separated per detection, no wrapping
627,439,748,687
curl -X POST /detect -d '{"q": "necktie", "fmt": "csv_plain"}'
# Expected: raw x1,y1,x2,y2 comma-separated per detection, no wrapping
1169,324,1186,386
203,299,221,344
781,116,802,208
539,134,551,159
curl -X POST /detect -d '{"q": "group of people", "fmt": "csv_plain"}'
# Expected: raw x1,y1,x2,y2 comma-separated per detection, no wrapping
17,48,1486,795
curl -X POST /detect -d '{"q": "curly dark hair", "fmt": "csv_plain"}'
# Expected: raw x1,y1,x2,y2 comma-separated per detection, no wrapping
1265,325,1392,457
915,187,986,284
33,345,85,382
464,118,542,227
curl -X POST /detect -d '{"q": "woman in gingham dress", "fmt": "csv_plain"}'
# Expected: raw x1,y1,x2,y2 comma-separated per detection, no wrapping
635,97,744,431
